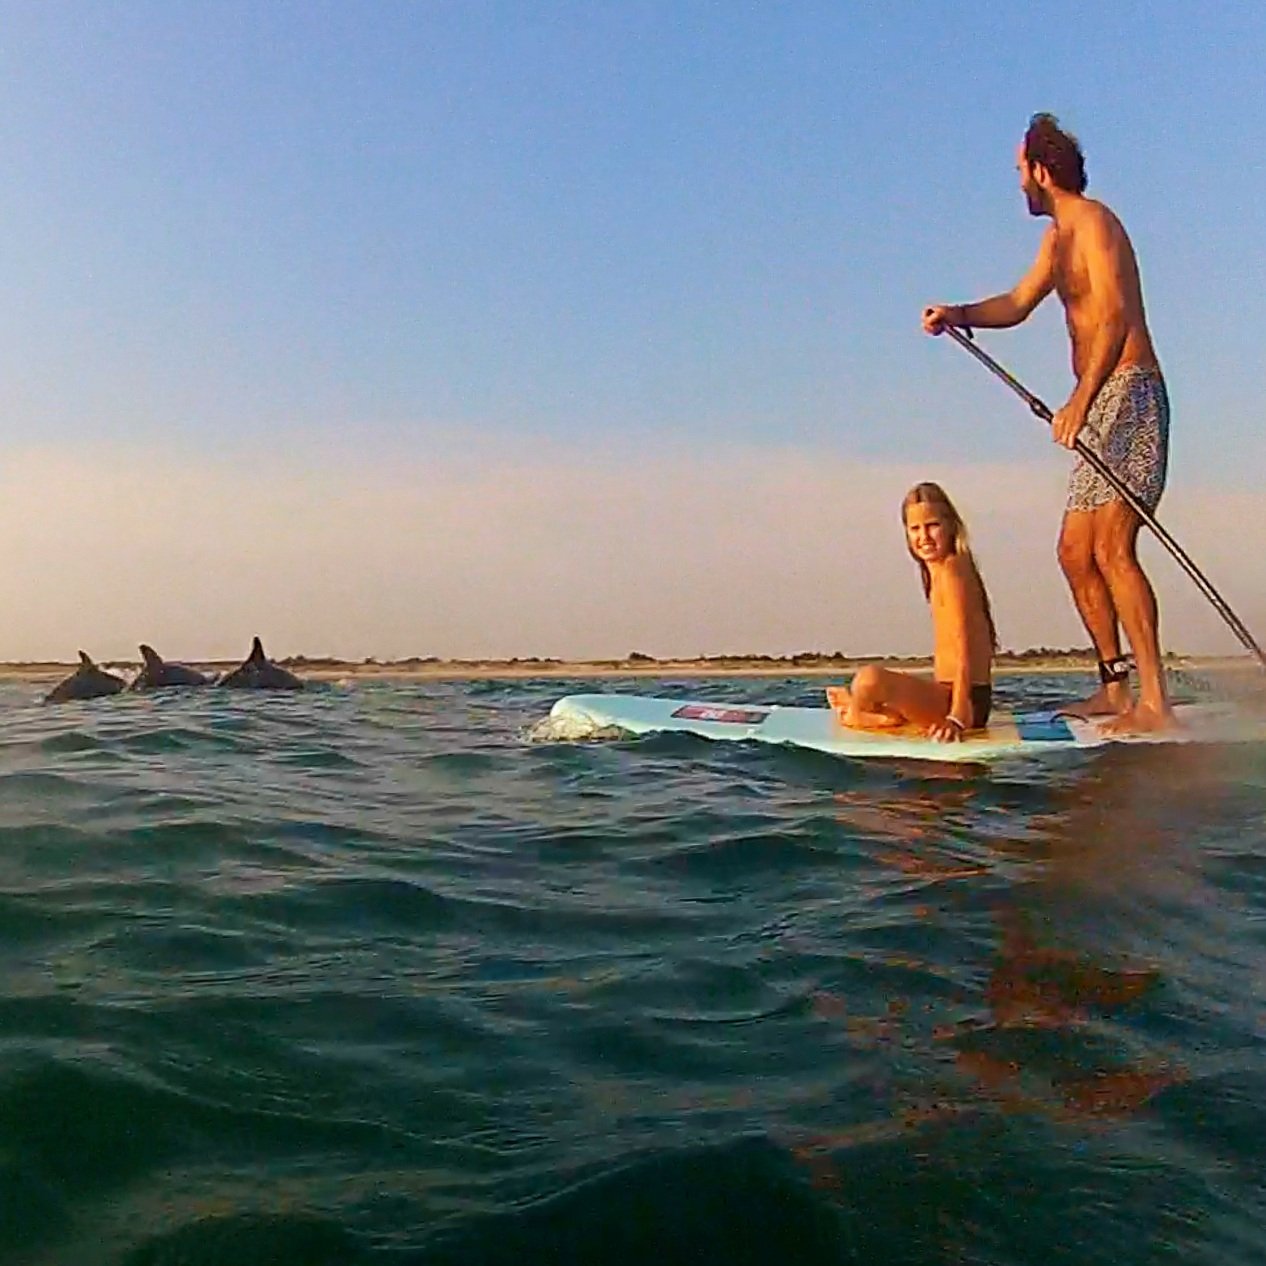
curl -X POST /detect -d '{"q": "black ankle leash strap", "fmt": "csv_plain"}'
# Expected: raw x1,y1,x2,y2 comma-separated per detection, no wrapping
1098,656,1133,685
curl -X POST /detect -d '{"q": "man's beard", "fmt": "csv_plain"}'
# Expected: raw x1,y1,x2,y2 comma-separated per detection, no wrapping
1025,186,1050,217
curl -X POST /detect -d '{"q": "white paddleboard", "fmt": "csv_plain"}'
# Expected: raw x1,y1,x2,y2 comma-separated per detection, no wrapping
541,693,1266,763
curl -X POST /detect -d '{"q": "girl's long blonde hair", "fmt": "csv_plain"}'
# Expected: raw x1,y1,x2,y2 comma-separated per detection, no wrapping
902,482,999,652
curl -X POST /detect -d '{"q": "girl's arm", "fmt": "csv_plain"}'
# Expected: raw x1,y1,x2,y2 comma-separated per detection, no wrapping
928,559,976,742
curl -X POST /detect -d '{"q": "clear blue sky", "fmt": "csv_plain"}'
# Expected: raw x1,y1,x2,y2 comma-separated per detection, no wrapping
1,3,1263,658
3,2,1263,469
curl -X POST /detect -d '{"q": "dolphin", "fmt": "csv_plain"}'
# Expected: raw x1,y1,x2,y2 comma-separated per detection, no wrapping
217,637,305,690
44,651,128,703
129,644,212,691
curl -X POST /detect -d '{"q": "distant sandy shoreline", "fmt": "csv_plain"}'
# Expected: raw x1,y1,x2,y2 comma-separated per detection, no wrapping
0,656,1248,684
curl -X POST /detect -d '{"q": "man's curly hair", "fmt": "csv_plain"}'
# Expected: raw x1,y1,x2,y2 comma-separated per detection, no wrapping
1023,113,1087,193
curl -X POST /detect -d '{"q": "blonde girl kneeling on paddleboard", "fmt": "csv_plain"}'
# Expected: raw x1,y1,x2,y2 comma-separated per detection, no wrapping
827,482,998,742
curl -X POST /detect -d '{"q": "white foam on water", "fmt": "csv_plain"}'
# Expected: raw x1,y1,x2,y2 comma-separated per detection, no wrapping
1169,660,1266,713
522,711,629,743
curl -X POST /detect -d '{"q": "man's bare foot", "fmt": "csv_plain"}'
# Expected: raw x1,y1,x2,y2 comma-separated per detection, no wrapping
1057,680,1131,720
1098,701,1179,736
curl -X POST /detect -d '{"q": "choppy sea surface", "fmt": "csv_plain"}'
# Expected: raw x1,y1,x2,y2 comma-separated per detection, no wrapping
1,673,1264,1266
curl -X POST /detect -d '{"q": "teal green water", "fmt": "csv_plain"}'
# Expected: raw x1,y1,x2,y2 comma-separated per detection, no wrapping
1,675,1264,1265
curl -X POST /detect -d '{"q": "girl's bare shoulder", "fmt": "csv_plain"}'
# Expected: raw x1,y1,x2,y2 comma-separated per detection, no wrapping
932,554,985,603
933,554,973,585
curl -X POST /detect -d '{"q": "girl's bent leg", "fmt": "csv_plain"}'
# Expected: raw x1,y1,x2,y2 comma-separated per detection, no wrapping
831,666,952,731
827,681,902,729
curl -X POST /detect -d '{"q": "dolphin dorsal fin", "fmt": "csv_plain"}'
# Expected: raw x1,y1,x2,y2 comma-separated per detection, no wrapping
77,650,94,667
140,645,162,668
249,637,266,663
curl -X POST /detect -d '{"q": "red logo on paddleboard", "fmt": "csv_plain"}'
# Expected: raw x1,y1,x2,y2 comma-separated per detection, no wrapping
672,704,769,725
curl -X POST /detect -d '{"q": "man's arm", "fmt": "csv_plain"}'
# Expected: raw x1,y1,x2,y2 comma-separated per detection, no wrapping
1051,214,1129,447
923,229,1056,333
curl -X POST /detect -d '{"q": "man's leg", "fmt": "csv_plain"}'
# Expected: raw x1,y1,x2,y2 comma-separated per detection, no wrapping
1090,500,1173,732
1056,508,1131,716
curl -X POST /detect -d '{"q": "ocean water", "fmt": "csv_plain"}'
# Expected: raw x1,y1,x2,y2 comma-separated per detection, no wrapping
1,674,1264,1266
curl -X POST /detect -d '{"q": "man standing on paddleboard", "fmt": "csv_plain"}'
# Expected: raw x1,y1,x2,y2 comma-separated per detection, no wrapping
922,113,1174,734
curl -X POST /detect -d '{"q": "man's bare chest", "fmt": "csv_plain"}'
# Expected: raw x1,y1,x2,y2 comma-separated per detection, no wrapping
1052,246,1091,308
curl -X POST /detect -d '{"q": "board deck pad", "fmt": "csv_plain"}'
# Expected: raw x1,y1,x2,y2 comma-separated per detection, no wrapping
541,693,1266,763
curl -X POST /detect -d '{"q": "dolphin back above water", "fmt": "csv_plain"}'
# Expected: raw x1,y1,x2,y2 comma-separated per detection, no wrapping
130,644,212,691
44,651,128,703
218,637,305,690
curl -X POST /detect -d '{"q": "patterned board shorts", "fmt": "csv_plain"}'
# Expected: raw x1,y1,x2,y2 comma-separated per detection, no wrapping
1066,366,1170,514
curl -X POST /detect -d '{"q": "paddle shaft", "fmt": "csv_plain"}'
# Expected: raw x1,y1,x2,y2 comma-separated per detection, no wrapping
944,325,1266,670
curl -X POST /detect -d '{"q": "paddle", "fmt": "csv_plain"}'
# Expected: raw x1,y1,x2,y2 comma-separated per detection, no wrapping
943,325,1266,670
